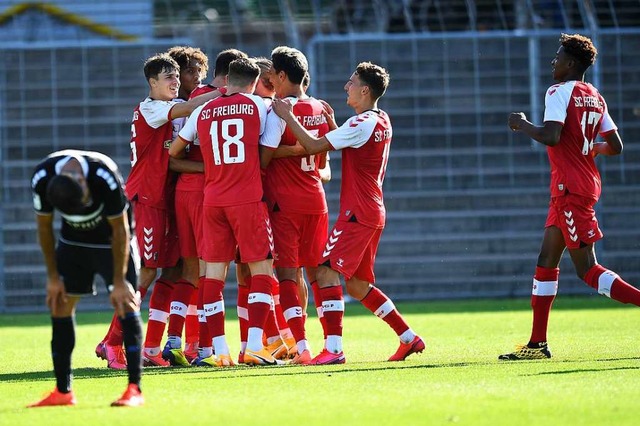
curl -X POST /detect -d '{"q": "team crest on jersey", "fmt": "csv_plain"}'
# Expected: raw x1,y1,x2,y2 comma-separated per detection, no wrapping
164,140,172,149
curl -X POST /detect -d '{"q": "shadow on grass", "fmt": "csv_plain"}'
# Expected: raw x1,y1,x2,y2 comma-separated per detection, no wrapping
520,356,640,376
1,360,491,384
2,295,635,328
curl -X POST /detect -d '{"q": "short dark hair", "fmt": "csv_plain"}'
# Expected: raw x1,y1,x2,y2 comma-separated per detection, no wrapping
560,33,598,72
355,62,390,100
166,45,209,76
143,53,179,81
46,175,84,214
271,46,308,85
227,58,260,87
214,48,248,77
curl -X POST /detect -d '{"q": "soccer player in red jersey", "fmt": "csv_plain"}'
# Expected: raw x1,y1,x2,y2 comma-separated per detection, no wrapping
500,34,636,360
160,46,211,366
196,57,281,366
126,54,220,367
260,46,332,364
272,62,425,364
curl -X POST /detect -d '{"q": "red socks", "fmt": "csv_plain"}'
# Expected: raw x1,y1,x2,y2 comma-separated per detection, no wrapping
202,278,226,339
144,278,174,349
529,266,559,343
584,264,640,306
318,286,344,337
279,279,306,342
360,286,409,336
167,279,195,338
311,281,327,339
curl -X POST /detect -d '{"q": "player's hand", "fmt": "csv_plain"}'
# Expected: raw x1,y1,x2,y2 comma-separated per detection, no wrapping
272,97,294,119
110,281,139,318
45,276,67,316
508,112,527,131
319,99,337,130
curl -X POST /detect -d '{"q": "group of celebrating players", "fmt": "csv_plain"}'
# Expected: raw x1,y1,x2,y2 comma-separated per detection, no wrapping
93,44,424,373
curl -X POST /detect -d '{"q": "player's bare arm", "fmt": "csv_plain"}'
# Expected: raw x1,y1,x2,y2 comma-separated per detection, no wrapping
169,157,204,174
107,213,138,317
36,213,67,315
508,112,563,147
271,98,333,155
272,142,306,158
168,135,189,158
170,89,221,119
592,131,623,156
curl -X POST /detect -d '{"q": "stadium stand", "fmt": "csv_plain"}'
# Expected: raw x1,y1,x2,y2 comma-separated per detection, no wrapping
1,0,639,311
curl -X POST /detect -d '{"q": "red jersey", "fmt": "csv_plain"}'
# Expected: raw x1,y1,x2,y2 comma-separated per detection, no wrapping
260,97,329,214
197,93,268,207
543,81,617,201
325,109,392,229
126,98,184,209
189,84,226,100
176,109,205,192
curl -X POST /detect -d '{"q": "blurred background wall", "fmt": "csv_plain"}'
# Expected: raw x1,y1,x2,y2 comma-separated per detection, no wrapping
1,0,639,312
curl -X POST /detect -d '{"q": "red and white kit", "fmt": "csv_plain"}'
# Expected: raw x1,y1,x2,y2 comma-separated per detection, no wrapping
260,97,330,267
322,109,392,282
542,81,617,248
126,98,184,268
197,93,271,263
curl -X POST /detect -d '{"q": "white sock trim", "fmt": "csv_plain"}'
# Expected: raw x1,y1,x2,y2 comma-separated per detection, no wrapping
373,300,395,318
204,300,225,317
284,306,303,321
532,279,558,296
597,270,619,298
248,292,272,305
148,309,169,323
169,301,188,317
322,299,344,312
237,306,249,320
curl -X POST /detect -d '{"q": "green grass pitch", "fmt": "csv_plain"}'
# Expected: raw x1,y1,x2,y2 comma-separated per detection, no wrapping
1,296,639,425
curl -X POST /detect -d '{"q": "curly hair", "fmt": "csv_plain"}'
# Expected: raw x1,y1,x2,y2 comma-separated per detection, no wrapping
560,33,598,72
166,45,209,77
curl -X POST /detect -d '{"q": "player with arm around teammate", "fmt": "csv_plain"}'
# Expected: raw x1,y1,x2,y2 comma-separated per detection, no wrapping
272,62,425,364
196,57,282,366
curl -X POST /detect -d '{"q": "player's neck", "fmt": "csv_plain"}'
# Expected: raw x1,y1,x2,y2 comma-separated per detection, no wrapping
277,84,304,99
355,100,378,114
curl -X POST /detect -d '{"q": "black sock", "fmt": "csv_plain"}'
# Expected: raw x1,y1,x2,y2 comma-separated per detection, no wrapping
51,316,75,393
120,312,143,389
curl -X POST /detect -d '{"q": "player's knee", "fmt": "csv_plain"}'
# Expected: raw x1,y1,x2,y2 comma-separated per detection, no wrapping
345,279,369,300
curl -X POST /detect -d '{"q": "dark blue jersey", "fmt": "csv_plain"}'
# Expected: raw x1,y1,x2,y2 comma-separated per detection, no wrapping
31,150,130,247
